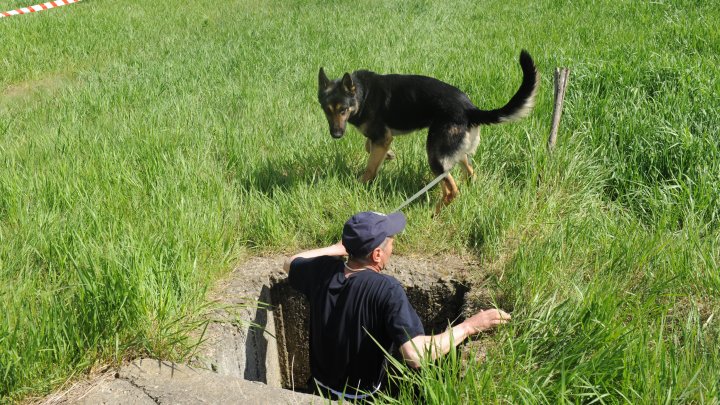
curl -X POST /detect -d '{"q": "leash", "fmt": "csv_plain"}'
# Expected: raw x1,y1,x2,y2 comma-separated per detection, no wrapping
391,171,448,213
1,0,80,18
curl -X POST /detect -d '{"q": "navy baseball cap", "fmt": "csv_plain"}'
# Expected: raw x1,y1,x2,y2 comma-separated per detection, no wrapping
342,211,406,257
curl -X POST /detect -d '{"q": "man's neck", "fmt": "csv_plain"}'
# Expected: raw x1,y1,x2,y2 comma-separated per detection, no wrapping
344,259,381,275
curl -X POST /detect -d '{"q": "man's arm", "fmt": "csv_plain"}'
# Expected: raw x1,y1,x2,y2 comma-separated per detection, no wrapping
282,242,347,273
399,309,510,369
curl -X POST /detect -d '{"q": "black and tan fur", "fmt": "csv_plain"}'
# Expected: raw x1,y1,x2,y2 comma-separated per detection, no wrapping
318,50,539,213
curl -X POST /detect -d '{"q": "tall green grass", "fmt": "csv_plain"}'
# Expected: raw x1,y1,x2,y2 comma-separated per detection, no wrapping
1,0,718,402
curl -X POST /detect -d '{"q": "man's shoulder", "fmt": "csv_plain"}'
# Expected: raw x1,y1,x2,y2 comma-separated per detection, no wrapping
374,272,402,285
288,256,344,294
291,255,343,270
358,271,404,295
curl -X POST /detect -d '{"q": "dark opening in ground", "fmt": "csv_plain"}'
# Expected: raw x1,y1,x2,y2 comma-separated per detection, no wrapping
268,275,470,390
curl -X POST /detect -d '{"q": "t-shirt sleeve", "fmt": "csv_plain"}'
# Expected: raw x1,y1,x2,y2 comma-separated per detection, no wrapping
383,281,425,346
288,255,339,297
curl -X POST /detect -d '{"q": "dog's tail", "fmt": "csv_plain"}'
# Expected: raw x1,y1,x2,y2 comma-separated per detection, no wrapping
467,50,539,126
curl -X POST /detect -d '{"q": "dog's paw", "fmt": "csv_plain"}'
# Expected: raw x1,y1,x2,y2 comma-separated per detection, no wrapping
433,204,444,218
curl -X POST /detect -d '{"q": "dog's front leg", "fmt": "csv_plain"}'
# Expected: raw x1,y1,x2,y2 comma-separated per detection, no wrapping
365,138,396,160
360,134,393,183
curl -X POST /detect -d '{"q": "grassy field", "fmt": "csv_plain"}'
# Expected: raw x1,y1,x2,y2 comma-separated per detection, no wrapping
1,0,719,402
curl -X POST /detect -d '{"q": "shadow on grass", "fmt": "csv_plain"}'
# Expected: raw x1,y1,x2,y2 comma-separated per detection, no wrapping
242,146,437,204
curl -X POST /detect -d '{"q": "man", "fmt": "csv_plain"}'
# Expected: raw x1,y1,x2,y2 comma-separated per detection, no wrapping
283,211,510,400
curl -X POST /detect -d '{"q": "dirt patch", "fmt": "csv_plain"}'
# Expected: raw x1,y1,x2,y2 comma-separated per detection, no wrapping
1,73,73,106
27,370,116,405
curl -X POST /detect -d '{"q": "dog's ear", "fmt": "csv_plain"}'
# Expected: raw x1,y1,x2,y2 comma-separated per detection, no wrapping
342,73,355,95
318,67,331,91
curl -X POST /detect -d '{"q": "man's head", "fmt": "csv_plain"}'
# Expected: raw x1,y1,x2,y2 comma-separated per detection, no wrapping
342,211,406,269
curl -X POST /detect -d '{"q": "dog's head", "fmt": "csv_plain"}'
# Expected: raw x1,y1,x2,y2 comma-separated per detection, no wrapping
318,68,359,139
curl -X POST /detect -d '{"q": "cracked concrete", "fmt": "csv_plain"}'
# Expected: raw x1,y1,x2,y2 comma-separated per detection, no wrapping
74,359,322,405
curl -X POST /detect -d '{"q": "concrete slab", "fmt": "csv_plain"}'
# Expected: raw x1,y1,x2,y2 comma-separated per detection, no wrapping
74,378,155,405
76,358,328,405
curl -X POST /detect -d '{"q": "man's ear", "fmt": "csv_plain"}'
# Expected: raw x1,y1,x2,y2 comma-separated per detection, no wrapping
318,67,331,91
370,246,382,264
342,73,355,95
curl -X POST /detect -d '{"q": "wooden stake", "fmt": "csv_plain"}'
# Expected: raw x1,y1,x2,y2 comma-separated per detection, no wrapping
547,67,570,152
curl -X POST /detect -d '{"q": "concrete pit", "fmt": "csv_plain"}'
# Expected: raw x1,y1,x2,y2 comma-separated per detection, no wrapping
196,256,473,393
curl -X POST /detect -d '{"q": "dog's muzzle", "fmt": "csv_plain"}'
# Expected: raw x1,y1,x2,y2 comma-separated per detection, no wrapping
329,125,346,139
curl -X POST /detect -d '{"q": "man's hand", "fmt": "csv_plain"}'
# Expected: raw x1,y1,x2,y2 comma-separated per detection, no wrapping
327,241,348,256
283,241,348,273
462,309,511,334
401,308,511,368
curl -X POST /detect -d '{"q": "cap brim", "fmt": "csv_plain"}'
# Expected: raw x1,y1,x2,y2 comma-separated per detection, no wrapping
385,211,407,236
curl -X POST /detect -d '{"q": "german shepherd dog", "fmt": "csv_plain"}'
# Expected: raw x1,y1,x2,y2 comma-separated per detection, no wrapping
318,50,539,213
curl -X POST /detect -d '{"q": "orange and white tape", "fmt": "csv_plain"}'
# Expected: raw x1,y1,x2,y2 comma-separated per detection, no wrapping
1,0,81,18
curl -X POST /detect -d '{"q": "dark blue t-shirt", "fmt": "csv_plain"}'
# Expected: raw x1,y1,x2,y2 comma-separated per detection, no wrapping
288,256,425,394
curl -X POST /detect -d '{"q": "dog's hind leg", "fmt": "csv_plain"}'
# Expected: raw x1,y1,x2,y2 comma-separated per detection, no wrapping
460,155,475,183
461,127,479,182
427,122,468,213
360,135,393,183
434,174,459,215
